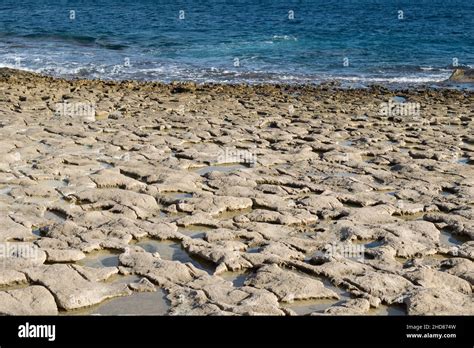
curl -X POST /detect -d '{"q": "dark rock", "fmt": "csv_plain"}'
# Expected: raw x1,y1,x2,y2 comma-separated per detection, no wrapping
449,68,474,83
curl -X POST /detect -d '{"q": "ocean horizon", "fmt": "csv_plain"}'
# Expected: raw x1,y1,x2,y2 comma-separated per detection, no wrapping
1,0,473,87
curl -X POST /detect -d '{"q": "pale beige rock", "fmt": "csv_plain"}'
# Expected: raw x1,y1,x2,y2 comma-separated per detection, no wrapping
0,269,27,286
182,238,252,272
405,288,474,315
24,264,131,310
89,169,146,190
245,264,339,302
404,268,471,295
0,216,34,241
119,249,207,287
44,248,86,262
72,188,159,219
177,196,253,216
437,258,474,284
382,221,440,257
323,298,371,315
0,286,58,315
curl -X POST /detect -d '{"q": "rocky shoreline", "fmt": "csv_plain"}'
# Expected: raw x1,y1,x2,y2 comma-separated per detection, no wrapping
0,68,473,315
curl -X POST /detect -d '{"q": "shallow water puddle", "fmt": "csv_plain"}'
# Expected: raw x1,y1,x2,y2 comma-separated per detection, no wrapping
135,238,214,274
369,303,406,316
195,163,247,176
98,161,114,169
441,188,456,196
394,212,425,221
457,157,471,165
77,249,121,268
0,186,13,195
425,253,452,260
84,289,169,315
340,140,354,147
246,246,261,254
283,292,406,316
64,275,170,316
38,179,69,188
178,225,212,239
220,270,252,287
392,96,407,103
394,255,410,265
352,238,385,249
439,229,469,247
281,298,342,315
31,225,49,237
161,192,193,200
364,239,386,248
32,228,42,237
422,253,454,262
395,253,453,266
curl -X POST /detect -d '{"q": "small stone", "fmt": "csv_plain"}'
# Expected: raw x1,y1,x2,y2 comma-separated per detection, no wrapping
129,277,157,292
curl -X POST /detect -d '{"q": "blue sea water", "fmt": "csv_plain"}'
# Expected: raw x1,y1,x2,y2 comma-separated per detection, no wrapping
0,0,473,86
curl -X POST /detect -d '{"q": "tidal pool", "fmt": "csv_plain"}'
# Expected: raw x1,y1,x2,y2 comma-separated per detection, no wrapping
77,249,121,268
135,238,215,274
64,275,170,316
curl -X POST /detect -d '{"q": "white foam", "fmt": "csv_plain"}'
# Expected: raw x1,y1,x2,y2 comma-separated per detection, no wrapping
337,75,450,84
272,35,298,41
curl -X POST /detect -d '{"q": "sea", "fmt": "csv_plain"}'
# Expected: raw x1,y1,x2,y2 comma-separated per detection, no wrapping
0,0,473,87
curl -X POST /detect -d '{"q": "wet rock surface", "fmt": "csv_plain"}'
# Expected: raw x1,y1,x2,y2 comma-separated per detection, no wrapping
0,68,472,315
449,68,474,83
